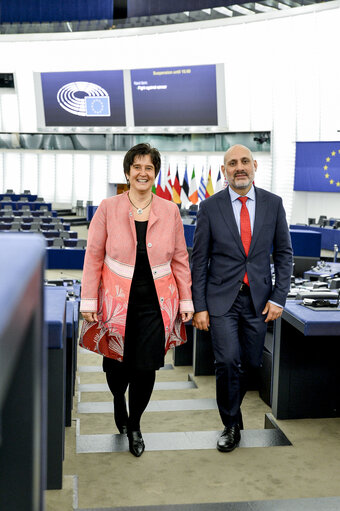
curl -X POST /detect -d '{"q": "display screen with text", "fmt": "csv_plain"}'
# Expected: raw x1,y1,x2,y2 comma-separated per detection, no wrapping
131,65,218,126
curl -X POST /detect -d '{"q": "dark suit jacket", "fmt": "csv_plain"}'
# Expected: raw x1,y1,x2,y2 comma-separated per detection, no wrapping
191,186,293,317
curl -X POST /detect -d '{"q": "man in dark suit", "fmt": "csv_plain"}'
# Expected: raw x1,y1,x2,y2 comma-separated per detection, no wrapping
192,145,293,452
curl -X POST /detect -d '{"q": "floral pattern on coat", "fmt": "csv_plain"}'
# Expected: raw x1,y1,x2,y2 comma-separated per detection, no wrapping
79,192,194,362
80,266,187,360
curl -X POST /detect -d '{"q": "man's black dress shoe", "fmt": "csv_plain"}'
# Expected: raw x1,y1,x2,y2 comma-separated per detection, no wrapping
217,425,241,452
128,430,145,457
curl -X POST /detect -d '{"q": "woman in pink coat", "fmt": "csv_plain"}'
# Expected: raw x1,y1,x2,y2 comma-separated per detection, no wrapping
80,143,194,457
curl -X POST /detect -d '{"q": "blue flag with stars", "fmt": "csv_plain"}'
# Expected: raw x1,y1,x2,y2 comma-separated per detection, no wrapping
294,142,340,193
85,96,110,117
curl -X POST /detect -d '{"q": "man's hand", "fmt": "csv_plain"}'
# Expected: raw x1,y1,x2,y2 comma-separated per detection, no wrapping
262,302,283,323
82,312,98,323
193,310,210,331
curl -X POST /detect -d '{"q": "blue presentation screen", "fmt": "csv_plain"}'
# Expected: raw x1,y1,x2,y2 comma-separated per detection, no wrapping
131,65,218,126
40,70,126,126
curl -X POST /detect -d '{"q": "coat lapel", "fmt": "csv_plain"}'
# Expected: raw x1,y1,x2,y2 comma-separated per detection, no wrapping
216,188,245,254
124,192,137,245
248,187,267,256
147,193,160,232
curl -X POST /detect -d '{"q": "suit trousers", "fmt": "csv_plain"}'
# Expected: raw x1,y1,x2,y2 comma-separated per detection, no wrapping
209,287,268,428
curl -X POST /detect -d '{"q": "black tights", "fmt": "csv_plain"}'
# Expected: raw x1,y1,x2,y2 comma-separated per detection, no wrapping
103,358,156,431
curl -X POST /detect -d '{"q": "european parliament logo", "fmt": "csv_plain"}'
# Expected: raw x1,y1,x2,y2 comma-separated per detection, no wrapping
294,142,340,193
57,81,111,117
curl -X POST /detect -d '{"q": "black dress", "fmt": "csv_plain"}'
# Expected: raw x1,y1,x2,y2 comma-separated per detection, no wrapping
122,220,165,371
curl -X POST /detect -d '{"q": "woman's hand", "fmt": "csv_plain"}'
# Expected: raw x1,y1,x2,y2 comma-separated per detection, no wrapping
82,312,98,323
181,312,194,322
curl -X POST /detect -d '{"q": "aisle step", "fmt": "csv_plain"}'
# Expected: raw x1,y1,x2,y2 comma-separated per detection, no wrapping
77,496,340,511
78,363,174,371
76,427,291,454
78,381,197,392
78,398,217,414
78,366,102,372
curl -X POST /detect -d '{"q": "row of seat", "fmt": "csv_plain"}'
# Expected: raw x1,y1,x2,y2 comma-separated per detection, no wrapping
298,222,340,230
313,225,340,230
0,189,33,196
0,203,51,211
0,224,72,234
0,196,42,202
0,231,85,248
0,223,72,232
75,199,93,217
308,216,340,228
0,209,54,217
0,217,69,229
47,238,87,249
2,189,31,194
0,214,63,222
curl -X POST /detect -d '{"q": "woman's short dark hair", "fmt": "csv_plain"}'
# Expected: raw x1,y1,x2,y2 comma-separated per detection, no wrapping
123,143,161,178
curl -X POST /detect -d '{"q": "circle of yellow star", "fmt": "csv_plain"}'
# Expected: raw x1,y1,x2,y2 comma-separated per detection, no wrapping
322,149,340,187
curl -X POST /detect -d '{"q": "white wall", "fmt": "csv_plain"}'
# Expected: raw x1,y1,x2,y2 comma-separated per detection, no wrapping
1,3,340,218
0,148,271,206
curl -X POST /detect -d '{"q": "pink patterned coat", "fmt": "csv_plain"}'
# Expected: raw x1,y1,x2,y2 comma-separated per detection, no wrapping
79,192,194,361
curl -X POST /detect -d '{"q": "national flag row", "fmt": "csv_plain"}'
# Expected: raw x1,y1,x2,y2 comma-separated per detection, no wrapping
153,167,228,205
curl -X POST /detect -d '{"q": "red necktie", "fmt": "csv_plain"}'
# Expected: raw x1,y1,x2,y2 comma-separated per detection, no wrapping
238,196,251,286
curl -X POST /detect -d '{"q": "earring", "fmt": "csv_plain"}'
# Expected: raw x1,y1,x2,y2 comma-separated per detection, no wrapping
127,178,130,185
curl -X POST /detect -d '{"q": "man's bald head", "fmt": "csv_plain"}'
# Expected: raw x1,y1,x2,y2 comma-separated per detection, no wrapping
223,145,254,166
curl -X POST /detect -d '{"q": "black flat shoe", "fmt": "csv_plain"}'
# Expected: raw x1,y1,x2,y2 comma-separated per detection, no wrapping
217,425,241,453
128,430,145,457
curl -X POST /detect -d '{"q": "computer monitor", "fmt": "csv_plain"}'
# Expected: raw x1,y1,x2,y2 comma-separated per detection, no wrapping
293,256,319,278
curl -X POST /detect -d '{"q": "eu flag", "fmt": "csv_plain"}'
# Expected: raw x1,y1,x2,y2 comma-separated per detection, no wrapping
85,96,110,117
294,142,340,193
